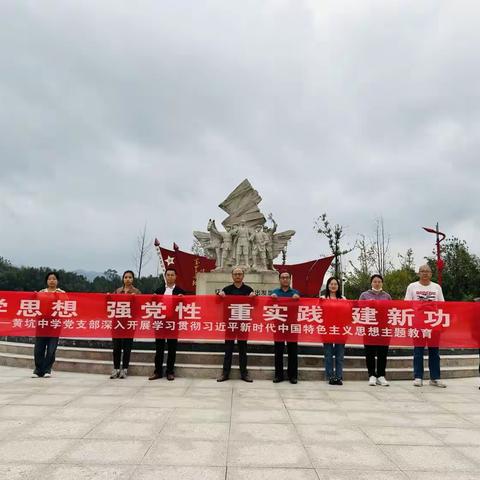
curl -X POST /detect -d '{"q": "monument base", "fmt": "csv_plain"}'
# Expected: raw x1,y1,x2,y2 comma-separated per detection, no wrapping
195,271,279,295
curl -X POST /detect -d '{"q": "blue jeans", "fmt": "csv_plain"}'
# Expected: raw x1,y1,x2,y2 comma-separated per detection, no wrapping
324,343,345,380
413,346,440,380
34,337,59,376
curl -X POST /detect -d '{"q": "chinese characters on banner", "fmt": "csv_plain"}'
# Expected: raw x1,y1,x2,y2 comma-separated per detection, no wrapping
0,291,480,347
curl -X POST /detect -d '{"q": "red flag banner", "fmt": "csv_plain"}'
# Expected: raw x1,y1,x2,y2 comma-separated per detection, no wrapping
159,246,333,296
159,247,215,292
1,291,480,348
275,257,334,297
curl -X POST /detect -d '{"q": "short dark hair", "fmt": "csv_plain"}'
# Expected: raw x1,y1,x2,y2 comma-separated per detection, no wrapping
370,274,383,283
278,271,291,279
165,267,177,275
45,271,59,283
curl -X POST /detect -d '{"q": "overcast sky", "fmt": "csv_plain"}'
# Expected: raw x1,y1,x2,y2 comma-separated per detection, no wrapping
1,0,479,277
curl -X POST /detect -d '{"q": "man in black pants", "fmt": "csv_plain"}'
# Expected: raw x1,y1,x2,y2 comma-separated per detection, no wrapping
271,271,300,384
217,267,255,383
149,268,185,381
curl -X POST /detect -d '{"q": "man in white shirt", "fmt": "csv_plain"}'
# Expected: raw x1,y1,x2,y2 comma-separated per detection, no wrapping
405,264,446,388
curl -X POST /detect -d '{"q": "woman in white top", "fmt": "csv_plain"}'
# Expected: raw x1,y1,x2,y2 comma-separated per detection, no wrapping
32,271,65,378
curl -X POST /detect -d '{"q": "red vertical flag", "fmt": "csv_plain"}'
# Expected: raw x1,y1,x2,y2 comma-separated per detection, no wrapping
159,247,216,293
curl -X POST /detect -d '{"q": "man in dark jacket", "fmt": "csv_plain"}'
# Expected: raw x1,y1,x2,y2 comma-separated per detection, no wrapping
217,267,255,383
149,268,185,381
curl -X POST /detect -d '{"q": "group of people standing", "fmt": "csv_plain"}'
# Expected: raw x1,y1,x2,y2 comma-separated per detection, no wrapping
32,264,454,389
319,265,446,388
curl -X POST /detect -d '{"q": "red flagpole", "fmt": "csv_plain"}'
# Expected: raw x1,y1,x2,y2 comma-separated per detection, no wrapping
422,223,446,285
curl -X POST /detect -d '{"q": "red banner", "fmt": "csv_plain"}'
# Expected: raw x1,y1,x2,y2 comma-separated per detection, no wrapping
159,246,334,296
1,291,480,347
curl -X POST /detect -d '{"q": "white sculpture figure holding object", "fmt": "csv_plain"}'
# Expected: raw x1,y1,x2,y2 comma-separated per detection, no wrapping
250,225,269,271
264,214,278,270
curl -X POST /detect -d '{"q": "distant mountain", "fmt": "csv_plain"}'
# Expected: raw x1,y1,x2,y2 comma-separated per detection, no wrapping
74,269,104,281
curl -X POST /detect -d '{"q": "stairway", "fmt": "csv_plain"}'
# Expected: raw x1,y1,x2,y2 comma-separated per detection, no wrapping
0,338,478,380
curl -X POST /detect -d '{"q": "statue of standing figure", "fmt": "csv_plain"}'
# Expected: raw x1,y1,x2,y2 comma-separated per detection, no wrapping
264,215,278,270
235,221,251,267
250,225,269,271
209,221,235,269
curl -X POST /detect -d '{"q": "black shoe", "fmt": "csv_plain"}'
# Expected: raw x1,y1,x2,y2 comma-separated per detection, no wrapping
335,378,343,385
273,377,284,383
217,373,229,382
167,373,175,381
148,373,162,381
241,373,253,383
328,377,336,385
289,378,298,384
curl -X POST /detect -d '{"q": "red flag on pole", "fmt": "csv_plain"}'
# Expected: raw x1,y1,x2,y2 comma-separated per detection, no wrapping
159,246,215,293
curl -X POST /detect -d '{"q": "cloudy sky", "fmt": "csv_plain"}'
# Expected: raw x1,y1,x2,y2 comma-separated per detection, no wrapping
1,0,479,277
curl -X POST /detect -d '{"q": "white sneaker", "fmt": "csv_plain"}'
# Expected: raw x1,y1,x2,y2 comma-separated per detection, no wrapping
413,378,423,387
110,369,120,379
31,373,39,378
119,369,127,379
44,373,51,378
368,376,377,386
429,379,446,388
376,376,389,386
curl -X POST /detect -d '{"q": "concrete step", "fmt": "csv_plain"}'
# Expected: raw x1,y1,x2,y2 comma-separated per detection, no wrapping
0,341,478,380
1,341,479,368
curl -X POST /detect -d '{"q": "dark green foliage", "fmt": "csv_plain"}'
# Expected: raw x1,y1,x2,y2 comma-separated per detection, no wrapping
0,257,163,293
425,237,480,301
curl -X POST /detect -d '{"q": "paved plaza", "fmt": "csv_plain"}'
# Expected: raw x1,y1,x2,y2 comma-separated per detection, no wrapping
0,366,479,479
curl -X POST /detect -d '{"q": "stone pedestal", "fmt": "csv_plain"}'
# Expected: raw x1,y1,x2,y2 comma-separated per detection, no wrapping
195,271,279,295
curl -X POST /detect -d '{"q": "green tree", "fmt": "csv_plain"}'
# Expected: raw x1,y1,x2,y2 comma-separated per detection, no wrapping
426,237,480,301
383,249,417,299
345,236,374,299
314,213,355,279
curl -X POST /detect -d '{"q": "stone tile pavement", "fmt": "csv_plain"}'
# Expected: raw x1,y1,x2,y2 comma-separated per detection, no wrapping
0,366,479,479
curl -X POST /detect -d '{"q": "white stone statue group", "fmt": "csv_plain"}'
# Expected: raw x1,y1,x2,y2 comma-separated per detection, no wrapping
205,218,278,271
193,179,295,273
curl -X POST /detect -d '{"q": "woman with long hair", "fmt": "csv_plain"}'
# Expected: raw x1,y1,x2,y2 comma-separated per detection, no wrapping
110,270,140,379
322,277,346,385
32,271,65,378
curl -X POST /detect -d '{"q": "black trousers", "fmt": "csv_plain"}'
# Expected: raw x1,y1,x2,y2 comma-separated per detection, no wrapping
154,338,178,375
364,345,389,377
222,340,247,375
34,336,59,376
274,341,298,379
112,338,134,369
